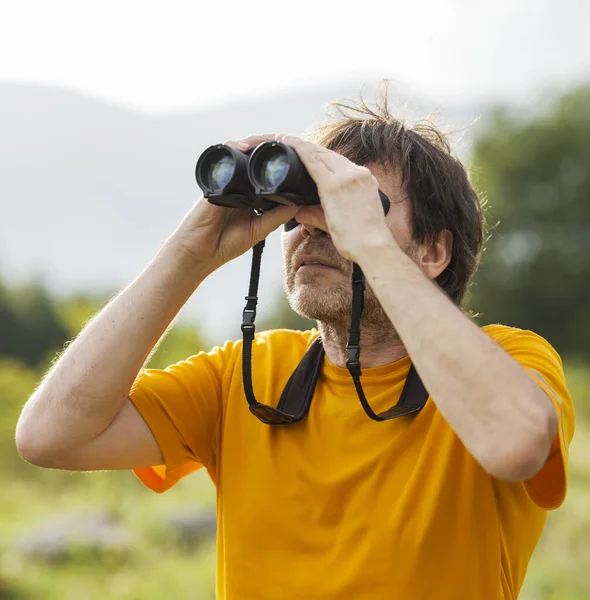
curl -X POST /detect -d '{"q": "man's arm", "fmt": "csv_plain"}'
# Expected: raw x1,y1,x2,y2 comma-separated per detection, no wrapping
15,237,210,470
358,238,557,483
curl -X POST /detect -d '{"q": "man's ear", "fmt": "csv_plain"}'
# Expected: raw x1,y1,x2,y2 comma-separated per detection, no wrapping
418,230,453,280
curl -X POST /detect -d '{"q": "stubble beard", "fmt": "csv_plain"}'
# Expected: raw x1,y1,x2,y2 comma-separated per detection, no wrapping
284,266,400,344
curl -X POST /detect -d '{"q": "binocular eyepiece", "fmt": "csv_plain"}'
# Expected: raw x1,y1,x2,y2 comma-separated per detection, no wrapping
195,141,320,212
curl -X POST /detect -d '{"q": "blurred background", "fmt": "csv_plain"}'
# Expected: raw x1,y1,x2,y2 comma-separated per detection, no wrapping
1,0,590,598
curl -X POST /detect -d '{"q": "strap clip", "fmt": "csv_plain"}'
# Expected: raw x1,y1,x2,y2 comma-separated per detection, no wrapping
241,308,256,332
346,344,361,372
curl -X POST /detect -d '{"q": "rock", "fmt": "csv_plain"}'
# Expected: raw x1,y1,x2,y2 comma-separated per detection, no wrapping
165,509,217,550
14,510,131,564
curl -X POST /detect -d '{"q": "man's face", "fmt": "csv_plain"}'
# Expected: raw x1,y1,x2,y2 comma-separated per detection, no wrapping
281,163,416,326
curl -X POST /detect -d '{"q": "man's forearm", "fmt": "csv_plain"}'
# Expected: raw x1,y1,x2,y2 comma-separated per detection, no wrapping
357,237,556,482
16,237,211,454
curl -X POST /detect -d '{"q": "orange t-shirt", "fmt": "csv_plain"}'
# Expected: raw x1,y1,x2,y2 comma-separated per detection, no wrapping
128,324,574,600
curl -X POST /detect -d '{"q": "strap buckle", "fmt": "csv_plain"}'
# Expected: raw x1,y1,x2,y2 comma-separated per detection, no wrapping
241,308,256,332
346,344,361,372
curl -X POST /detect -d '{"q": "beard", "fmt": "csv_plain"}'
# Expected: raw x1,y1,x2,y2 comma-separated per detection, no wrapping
283,242,401,343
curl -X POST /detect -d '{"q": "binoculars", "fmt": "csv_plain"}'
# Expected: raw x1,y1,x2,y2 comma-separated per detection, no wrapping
195,140,390,217
195,141,321,212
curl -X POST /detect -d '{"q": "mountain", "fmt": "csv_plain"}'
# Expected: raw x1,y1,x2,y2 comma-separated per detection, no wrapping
0,81,482,342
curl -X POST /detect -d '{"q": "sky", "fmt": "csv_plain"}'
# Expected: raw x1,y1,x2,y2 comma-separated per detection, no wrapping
1,0,589,113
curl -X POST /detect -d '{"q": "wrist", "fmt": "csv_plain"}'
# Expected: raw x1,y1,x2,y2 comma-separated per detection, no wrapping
355,232,423,291
158,235,216,284
353,228,400,267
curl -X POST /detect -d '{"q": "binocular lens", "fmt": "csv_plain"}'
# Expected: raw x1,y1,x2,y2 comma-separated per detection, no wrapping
257,150,290,190
207,153,235,190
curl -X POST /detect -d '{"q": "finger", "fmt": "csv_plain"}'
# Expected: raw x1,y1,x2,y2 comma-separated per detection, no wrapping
279,134,351,179
223,139,246,151
254,205,300,240
224,134,282,152
294,205,328,233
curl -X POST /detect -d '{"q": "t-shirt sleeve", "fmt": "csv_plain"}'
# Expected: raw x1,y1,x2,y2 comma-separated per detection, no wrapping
128,339,237,494
495,328,575,510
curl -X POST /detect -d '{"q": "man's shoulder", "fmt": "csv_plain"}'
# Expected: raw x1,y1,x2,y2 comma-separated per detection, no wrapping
482,323,561,358
483,323,543,341
482,323,524,340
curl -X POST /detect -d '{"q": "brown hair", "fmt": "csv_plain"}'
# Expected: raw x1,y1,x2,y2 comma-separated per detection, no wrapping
309,89,486,305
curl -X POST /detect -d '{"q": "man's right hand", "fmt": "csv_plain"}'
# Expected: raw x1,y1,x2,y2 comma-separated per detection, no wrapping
171,134,300,274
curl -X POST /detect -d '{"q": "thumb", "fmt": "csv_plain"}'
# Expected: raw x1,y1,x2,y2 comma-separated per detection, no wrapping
292,205,328,234
253,205,300,241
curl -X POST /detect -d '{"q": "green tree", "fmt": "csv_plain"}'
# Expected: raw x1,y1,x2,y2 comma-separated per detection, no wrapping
0,280,68,368
469,86,590,358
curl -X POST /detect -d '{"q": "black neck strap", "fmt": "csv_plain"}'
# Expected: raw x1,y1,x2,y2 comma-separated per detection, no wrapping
240,240,265,409
241,240,429,422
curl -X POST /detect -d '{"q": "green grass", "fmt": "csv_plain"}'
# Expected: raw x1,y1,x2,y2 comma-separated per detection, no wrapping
520,420,590,599
0,469,217,600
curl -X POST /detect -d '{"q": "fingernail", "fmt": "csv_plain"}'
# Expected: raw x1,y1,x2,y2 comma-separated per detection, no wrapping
238,142,249,150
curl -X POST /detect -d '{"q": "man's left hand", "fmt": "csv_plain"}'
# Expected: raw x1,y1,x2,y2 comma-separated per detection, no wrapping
278,134,393,263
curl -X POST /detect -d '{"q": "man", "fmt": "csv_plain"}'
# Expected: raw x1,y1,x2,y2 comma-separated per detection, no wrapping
16,96,574,599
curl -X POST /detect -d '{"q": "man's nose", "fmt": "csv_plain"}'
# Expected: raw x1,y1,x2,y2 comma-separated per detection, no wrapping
299,222,330,238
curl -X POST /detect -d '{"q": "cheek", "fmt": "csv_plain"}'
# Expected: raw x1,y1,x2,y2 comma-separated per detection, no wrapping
281,231,299,264
385,205,414,251
388,222,412,251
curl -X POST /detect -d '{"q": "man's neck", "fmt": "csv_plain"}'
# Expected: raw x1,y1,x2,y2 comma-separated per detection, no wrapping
316,321,408,369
